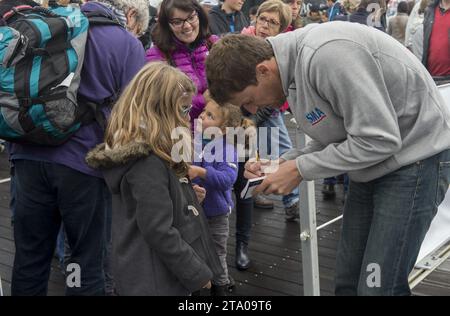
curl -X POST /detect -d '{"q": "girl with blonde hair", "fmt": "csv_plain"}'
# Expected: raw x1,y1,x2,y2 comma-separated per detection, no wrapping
87,62,222,296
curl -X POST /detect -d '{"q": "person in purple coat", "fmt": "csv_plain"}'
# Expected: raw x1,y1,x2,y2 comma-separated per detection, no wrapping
145,0,218,124
189,92,252,296
6,0,146,296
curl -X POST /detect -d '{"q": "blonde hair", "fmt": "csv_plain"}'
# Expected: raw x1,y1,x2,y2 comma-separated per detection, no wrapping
106,62,196,176
257,0,293,32
203,90,256,149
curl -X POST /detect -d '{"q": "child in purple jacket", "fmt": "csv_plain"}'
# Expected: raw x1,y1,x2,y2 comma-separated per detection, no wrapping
188,92,246,296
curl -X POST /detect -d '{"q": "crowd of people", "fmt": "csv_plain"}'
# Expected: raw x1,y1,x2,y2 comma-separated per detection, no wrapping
0,0,449,296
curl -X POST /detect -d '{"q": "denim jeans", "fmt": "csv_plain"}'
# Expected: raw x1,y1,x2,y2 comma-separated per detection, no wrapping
11,160,107,296
234,161,253,245
103,190,115,295
9,172,15,224
335,149,450,296
324,175,349,193
259,109,299,208
56,226,65,267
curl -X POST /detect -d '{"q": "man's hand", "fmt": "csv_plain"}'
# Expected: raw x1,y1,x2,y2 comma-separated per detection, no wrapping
244,158,286,179
254,160,302,196
203,281,212,289
192,185,206,204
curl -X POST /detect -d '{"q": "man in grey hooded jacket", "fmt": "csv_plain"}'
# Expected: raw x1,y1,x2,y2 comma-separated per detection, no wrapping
206,22,450,296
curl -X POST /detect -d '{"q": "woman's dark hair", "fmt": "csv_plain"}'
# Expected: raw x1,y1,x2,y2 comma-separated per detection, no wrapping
152,0,211,61
249,5,259,16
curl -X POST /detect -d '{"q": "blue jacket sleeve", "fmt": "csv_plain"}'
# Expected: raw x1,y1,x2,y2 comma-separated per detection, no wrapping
204,161,238,191
203,145,238,190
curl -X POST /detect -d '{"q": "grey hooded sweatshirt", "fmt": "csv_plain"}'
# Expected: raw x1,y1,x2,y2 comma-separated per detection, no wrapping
269,22,450,182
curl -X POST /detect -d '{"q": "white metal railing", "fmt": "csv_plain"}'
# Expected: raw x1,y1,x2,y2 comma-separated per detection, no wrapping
317,215,343,232
0,275,3,296
0,178,11,184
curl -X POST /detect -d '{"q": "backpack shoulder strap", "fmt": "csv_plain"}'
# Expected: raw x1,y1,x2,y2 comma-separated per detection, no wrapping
84,11,124,28
2,5,33,22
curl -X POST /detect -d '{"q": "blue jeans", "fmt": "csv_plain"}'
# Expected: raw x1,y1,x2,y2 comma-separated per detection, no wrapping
11,169,65,267
259,109,299,208
103,190,115,295
9,171,15,223
324,175,349,192
335,149,450,296
11,160,107,296
56,226,65,267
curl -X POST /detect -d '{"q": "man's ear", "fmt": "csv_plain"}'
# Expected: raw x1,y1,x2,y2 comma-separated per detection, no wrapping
255,62,271,80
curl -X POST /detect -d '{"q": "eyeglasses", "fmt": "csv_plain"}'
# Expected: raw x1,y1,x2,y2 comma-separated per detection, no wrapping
169,12,199,29
256,15,281,29
180,104,193,117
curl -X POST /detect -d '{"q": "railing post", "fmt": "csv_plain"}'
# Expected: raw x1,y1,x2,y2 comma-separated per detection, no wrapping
295,129,321,296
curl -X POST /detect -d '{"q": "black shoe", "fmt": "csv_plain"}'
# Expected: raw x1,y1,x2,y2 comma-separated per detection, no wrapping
227,275,235,293
235,242,250,271
285,202,300,222
211,284,228,296
322,184,336,199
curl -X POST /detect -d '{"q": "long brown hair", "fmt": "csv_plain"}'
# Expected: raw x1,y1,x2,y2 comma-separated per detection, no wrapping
105,62,196,177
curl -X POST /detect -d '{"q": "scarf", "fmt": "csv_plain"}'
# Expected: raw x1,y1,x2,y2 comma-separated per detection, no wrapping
95,0,127,27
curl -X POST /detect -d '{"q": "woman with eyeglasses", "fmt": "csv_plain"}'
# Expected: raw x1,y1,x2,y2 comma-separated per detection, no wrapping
145,0,218,126
241,0,292,38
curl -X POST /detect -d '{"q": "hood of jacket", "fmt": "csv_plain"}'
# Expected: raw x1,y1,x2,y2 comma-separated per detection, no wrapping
86,142,154,194
266,25,319,97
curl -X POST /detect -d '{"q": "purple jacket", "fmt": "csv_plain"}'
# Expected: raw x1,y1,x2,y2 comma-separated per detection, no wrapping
145,36,218,121
10,2,145,178
193,137,238,218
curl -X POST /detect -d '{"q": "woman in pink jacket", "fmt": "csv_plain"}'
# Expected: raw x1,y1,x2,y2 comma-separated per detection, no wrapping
146,0,218,123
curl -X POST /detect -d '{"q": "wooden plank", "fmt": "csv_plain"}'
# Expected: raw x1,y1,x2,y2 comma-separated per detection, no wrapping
413,281,450,296
227,235,338,269
0,235,14,253
0,225,12,240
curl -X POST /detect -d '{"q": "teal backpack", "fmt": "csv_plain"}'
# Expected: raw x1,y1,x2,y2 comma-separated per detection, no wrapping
0,4,121,145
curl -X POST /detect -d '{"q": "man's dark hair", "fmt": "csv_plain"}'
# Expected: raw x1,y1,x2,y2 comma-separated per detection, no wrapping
206,34,274,104
152,0,211,61
396,1,409,14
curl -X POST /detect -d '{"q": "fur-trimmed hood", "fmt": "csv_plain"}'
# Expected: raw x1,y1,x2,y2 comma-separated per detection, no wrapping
86,142,155,194
86,142,152,170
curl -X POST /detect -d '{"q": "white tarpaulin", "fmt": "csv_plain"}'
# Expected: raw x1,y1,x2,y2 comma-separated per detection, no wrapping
416,83,450,264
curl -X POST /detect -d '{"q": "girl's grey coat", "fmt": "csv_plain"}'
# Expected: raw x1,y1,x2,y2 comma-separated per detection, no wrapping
87,142,223,296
